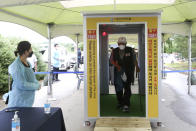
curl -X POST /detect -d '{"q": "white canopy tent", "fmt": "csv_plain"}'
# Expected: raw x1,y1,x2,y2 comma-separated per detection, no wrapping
0,0,195,95
0,0,196,38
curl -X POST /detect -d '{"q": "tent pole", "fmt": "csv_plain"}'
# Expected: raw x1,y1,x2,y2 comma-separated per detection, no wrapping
161,33,165,79
188,22,192,95
75,33,80,71
47,23,55,100
113,0,116,10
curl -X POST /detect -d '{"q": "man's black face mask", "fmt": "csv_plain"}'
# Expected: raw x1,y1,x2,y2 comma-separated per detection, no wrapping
28,51,33,57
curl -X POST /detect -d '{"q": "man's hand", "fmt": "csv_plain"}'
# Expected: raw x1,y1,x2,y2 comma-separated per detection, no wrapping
136,66,140,72
135,59,140,72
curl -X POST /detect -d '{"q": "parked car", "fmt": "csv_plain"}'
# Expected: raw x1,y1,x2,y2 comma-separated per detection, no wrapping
191,57,196,62
164,54,179,64
68,53,77,68
59,48,70,70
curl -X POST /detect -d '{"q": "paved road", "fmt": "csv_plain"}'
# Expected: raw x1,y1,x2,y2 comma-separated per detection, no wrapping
163,72,196,126
1,68,196,131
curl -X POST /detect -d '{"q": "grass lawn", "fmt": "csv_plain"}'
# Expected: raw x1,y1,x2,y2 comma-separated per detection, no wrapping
165,62,196,71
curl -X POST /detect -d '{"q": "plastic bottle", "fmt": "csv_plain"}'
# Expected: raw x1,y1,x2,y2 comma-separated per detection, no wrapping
44,100,51,114
12,111,20,131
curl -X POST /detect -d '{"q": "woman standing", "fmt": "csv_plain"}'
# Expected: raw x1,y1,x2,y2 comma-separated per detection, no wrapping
8,41,40,107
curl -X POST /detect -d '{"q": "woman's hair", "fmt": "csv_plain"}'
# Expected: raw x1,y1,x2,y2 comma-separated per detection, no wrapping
54,43,58,47
14,41,31,57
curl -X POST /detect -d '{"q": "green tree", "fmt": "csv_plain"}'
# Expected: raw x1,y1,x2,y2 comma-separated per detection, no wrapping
64,43,75,53
191,36,196,58
164,38,173,53
0,36,47,95
173,35,188,58
0,36,17,94
31,45,47,80
78,42,84,51
163,34,196,59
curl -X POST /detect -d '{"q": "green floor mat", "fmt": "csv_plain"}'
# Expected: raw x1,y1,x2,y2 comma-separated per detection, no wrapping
100,94,146,117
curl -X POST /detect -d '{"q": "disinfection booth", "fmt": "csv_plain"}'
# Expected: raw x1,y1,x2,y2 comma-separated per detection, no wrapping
83,11,161,125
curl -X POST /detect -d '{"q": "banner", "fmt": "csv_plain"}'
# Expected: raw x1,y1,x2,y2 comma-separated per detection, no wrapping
87,30,98,117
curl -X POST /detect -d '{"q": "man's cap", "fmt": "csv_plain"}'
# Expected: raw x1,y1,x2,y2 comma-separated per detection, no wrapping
117,37,127,44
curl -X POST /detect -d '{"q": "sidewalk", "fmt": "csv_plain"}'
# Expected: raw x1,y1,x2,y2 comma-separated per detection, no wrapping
1,70,196,131
51,82,93,131
39,71,196,131
33,72,78,107
49,72,196,131
153,72,196,131
153,73,196,131
33,66,93,131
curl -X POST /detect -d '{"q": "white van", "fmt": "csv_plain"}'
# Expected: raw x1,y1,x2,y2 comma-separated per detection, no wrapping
42,46,70,70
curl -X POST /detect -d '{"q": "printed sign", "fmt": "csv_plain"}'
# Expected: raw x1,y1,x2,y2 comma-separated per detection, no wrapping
87,30,96,39
87,30,98,117
148,28,157,38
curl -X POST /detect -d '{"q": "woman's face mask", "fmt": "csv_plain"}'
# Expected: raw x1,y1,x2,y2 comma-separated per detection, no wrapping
119,45,125,50
28,51,33,57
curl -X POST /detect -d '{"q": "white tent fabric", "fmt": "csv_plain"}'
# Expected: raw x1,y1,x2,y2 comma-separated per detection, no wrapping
61,0,175,8
0,0,61,7
0,0,195,39
0,0,176,8
0,8,48,37
50,24,83,41
162,22,191,36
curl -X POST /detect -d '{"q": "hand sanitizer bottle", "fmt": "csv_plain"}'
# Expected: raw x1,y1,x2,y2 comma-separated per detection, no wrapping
12,111,20,131
44,100,51,114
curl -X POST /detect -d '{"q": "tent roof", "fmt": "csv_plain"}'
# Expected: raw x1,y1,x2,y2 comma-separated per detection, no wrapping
0,0,196,40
